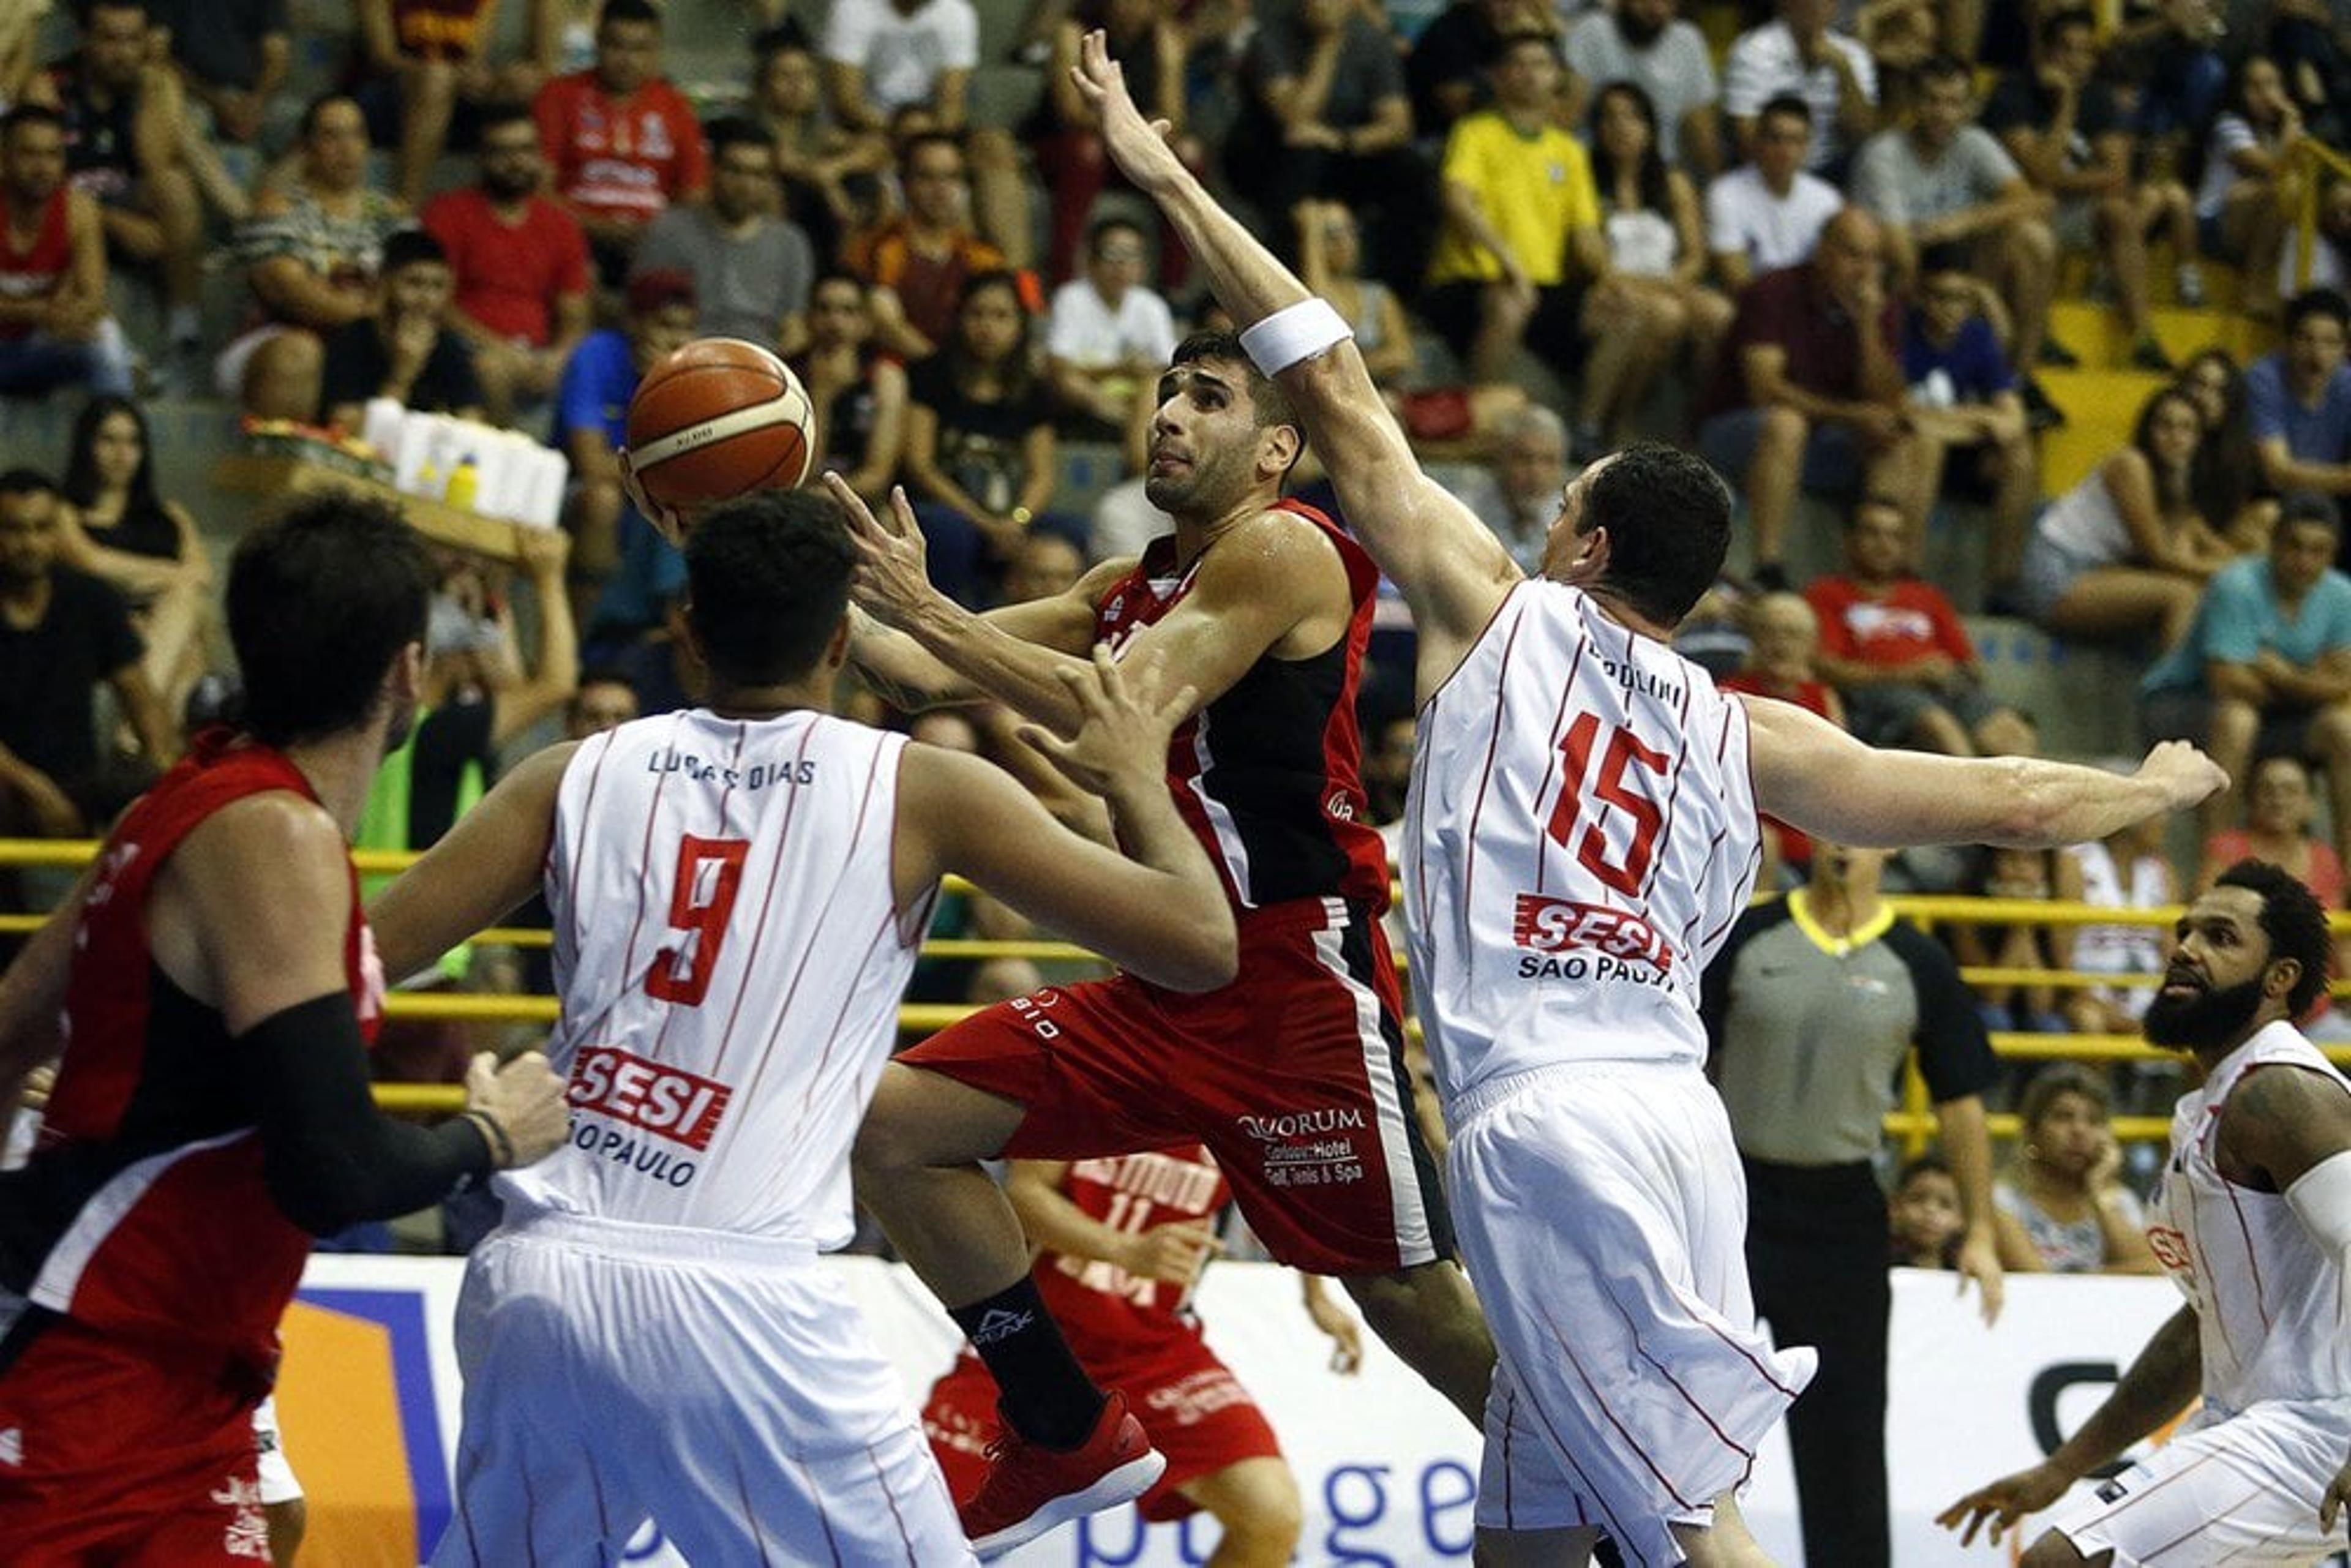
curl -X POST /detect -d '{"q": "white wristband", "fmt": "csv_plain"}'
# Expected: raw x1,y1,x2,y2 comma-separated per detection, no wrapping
1239,298,1354,378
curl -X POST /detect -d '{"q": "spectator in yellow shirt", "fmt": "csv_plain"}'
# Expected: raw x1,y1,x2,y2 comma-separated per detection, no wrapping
1422,32,1619,456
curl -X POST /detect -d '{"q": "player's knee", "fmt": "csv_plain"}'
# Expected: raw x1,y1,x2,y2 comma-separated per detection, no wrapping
2018,1529,2101,1567
849,1065,929,1182
1198,1461,1304,1562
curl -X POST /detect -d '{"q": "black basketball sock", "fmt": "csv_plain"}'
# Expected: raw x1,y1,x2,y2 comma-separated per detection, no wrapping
948,1277,1106,1449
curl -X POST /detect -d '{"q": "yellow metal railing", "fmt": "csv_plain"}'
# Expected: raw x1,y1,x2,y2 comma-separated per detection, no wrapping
3,839,2336,1139
2292,137,2351,291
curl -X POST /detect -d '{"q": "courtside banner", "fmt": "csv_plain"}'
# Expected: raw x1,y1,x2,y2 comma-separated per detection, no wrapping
289,1259,2328,1566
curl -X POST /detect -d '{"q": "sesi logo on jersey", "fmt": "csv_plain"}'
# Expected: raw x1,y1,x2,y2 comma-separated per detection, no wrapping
2146,1225,2194,1275
568,1047,733,1150
1510,895,1674,972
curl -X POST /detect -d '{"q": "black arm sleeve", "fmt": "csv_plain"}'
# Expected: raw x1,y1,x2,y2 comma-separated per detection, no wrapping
236,992,494,1237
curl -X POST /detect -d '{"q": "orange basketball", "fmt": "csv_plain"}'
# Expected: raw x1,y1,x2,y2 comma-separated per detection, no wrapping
624,338,815,536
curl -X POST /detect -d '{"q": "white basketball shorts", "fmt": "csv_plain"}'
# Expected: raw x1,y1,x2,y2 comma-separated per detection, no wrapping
2046,1397,2351,1567
429,1203,973,1567
1447,1061,1817,1568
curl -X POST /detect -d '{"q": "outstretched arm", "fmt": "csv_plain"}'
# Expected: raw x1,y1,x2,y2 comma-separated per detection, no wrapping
901,649,1238,992
1938,1306,2201,1547
1742,695,2226,849
1069,31,1520,688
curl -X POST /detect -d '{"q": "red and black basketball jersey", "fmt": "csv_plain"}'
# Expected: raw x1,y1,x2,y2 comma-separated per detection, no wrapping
0,733,382,1375
1093,500,1391,913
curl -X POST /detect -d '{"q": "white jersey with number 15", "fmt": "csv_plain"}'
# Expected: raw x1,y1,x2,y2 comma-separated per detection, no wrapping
1403,580,1763,1103
506,708,932,1245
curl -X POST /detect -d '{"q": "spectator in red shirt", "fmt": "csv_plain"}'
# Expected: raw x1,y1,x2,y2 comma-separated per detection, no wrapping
423,99,592,424
533,0,708,283
844,130,1008,359
1805,495,2034,755
1719,589,1845,879
1697,207,1932,590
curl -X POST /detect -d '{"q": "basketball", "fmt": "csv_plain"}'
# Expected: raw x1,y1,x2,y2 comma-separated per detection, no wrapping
624,338,816,540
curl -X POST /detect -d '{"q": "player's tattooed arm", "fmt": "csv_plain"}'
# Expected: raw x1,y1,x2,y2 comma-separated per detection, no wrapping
831,475,1124,728
2216,1060,2351,1192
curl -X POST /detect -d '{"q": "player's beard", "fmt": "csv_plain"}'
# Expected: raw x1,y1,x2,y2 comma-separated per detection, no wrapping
2143,973,2267,1052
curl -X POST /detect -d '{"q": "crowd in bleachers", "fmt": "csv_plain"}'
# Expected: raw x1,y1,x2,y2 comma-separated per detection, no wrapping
4,0,2351,1251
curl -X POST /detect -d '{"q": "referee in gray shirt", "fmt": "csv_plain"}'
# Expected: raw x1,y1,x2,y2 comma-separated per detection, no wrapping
1701,841,2004,1568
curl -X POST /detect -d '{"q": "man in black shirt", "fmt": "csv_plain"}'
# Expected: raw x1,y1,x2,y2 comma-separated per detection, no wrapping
320,227,486,432
0,468,174,839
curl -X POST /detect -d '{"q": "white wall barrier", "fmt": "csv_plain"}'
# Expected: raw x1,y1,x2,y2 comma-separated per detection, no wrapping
283,1257,2341,1566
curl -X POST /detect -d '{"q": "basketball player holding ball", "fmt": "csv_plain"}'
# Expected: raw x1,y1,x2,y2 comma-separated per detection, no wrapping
620,326,1493,1558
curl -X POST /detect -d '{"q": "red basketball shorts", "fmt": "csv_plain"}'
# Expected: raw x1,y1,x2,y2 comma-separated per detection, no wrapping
0,1312,270,1566
898,896,1451,1275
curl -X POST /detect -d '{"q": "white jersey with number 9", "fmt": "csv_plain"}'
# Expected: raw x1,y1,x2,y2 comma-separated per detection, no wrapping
504,708,932,1244
1403,580,1762,1105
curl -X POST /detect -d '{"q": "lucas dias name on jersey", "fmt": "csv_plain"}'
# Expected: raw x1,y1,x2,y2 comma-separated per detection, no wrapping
643,745,819,791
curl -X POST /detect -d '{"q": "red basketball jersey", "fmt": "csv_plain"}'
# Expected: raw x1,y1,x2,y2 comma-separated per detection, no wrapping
1,733,383,1376
1092,500,1392,913
1035,1146,1229,1354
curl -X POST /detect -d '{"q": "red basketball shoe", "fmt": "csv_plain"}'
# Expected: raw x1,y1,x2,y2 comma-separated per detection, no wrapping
960,1392,1166,1560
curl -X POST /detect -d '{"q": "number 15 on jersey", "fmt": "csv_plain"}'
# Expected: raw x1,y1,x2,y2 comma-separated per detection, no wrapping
1545,712,1668,899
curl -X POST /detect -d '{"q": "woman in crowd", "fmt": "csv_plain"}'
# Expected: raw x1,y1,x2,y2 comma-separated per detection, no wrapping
746,24,887,267
1951,846,2069,1036
792,273,907,510
2177,348,2279,549
2195,54,2304,322
2018,386,2236,649
56,396,214,716
904,271,1079,606
1993,1065,2160,1274
1580,81,1730,449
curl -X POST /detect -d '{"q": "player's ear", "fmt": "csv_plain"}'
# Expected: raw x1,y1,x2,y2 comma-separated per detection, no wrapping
391,639,426,702
821,612,853,673
1259,420,1302,481
1561,523,1611,586
2264,955,2303,1003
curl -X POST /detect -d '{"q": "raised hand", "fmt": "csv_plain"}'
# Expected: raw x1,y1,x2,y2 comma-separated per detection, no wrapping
1068,29,1185,196
617,446,689,548
1020,645,1197,803
825,473,941,633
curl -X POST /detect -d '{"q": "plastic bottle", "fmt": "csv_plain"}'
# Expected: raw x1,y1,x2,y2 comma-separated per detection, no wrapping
446,454,480,511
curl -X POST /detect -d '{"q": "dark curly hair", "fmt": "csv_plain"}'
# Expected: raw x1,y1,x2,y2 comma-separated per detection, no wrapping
684,487,855,686
2214,858,2333,1016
